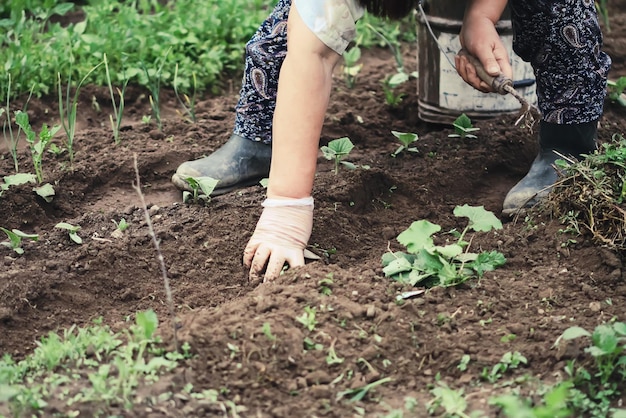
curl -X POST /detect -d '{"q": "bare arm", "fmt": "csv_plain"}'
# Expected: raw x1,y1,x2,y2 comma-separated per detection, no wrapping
243,4,341,281
268,4,342,199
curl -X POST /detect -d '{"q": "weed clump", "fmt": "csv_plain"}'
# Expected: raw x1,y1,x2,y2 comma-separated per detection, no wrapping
549,133,626,251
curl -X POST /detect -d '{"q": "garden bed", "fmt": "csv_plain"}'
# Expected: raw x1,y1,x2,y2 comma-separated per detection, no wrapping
1,4,626,417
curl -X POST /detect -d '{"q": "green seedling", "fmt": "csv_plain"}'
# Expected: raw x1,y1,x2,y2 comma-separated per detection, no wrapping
0,310,208,415
104,53,129,144
391,130,418,157
337,377,392,402
481,351,528,383
326,341,344,366
381,72,409,108
449,113,480,139
112,218,129,232
303,337,323,351
174,63,198,123
318,274,334,296
182,176,219,204
1,74,33,173
14,111,60,185
457,354,471,372
321,137,356,174
427,382,471,418
58,61,103,167
382,204,505,288
262,322,276,343
296,306,318,332
55,222,83,244
607,77,626,107
140,48,171,131
1,173,37,198
490,381,573,418
0,227,39,255
555,322,626,385
342,46,363,88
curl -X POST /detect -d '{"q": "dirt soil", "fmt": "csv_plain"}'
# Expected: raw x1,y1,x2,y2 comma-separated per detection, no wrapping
1,5,626,417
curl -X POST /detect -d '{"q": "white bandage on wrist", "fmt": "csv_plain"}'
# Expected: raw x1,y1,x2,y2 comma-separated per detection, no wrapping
262,196,314,208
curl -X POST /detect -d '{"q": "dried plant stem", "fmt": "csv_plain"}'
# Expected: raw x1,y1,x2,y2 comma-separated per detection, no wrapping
132,153,178,351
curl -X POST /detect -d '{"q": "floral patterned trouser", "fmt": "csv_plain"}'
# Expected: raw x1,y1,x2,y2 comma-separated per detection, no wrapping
233,0,611,143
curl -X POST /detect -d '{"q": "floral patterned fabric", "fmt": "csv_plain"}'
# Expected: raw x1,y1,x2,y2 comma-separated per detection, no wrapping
510,0,611,123
233,0,611,144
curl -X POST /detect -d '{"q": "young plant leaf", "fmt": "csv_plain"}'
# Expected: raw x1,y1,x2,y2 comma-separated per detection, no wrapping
453,204,503,232
55,222,82,244
396,220,441,253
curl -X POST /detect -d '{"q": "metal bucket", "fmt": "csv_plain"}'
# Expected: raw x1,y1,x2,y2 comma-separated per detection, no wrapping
417,0,537,124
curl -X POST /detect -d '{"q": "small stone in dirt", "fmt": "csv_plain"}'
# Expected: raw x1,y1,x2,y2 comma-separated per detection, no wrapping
148,205,160,216
382,226,395,240
305,370,332,385
589,301,602,312
366,305,376,318
149,129,165,140
310,384,331,399
0,307,13,321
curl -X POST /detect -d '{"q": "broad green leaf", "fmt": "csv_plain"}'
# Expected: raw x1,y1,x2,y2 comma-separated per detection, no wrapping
12,229,39,241
613,322,626,336
382,256,412,277
388,72,409,87
196,176,219,196
586,346,610,357
434,244,463,258
391,130,418,147
431,383,467,415
469,251,506,277
408,269,433,286
437,260,461,287
559,326,591,341
0,227,21,248
455,252,478,263
14,111,36,142
325,137,354,157
611,409,626,418
136,309,158,340
453,113,473,129
34,183,55,202
415,248,444,273
4,173,36,187
69,232,83,245
453,204,503,232
591,324,619,354
397,220,441,253
55,222,80,233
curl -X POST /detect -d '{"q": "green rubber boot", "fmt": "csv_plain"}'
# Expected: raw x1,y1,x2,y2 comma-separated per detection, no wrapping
172,134,271,195
502,120,597,217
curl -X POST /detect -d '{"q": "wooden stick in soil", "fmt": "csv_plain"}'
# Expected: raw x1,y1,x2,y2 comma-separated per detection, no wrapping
132,153,178,351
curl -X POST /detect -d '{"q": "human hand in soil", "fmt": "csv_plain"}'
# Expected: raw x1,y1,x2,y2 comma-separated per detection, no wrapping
243,197,313,283
456,0,512,93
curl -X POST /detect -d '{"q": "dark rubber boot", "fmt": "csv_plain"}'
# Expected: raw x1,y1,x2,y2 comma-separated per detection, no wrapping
172,134,271,195
502,120,597,216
